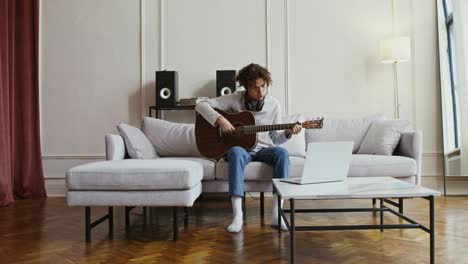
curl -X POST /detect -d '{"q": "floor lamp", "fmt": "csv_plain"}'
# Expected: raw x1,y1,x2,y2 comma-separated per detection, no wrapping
380,37,411,119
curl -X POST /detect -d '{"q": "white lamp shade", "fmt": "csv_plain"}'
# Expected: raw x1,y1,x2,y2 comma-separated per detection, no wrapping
380,37,411,63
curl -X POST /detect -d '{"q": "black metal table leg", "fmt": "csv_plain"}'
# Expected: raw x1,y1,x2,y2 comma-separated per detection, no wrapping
85,207,91,242
260,192,265,218
399,198,404,213
430,196,435,264
173,207,179,241
278,192,281,235
125,206,131,229
108,207,114,239
380,198,384,232
290,199,295,264
372,198,376,206
143,207,147,226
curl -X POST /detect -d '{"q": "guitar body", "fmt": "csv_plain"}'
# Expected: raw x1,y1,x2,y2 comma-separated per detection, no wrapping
195,109,257,159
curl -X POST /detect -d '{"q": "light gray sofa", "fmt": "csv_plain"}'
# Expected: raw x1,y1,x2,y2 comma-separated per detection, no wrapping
106,114,421,212
106,114,422,192
68,114,422,242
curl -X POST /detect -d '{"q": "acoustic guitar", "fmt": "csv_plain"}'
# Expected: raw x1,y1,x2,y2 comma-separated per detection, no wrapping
195,109,324,159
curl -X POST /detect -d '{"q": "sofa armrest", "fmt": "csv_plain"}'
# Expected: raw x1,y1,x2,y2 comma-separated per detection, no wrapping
394,130,422,185
105,134,126,160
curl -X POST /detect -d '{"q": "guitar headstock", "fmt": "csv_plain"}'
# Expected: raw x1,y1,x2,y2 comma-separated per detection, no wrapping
302,118,324,129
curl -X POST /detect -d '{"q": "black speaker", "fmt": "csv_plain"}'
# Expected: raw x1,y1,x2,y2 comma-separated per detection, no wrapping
216,70,236,97
156,71,178,107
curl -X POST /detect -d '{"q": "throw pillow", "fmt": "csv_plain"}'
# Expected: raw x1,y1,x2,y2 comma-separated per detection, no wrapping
280,113,307,157
305,114,386,153
142,117,202,157
357,119,411,155
116,123,158,159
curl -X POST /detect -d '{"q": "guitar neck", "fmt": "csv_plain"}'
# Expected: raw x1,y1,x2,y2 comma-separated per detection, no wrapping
240,123,298,134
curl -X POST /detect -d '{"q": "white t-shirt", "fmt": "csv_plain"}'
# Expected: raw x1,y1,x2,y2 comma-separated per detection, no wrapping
195,90,289,152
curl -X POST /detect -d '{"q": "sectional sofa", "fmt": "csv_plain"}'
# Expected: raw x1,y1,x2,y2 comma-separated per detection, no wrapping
67,113,421,241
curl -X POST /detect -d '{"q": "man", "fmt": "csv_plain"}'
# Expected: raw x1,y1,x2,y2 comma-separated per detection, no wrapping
195,63,301,233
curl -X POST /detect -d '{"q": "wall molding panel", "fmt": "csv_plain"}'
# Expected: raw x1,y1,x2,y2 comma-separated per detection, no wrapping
42,155,105,160
158,0,164,70
140,0,145,119
283,0,290,115
265,0,271,70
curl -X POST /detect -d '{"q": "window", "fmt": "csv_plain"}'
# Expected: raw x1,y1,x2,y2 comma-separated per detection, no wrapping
443,0,460,149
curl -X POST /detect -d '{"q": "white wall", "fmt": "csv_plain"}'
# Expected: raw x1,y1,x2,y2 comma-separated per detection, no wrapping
40,0,443,196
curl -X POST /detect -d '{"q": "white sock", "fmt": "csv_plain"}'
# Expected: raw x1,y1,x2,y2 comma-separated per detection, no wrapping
227,196,243,233
271,193,287,231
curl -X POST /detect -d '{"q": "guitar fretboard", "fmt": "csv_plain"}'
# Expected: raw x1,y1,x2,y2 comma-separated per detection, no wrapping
241,123,298,134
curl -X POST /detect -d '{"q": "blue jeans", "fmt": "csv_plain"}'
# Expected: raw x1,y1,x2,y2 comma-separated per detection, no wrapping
225,146,290,197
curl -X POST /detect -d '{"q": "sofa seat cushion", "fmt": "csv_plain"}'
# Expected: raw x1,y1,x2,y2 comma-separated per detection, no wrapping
215,155,416,181
160,157,216,180
67,159,203,191
215,157,305,181
349,155,417,177
67,184,202,207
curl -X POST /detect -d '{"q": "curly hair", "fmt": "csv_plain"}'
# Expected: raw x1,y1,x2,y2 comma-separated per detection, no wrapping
236,63,272,88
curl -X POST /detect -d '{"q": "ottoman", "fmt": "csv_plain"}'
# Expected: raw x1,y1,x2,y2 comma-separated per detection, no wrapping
66,159,203,242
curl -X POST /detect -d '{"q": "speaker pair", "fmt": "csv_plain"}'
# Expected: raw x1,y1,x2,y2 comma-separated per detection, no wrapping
155,71,178,107
155,70,237,107
216,70,236,97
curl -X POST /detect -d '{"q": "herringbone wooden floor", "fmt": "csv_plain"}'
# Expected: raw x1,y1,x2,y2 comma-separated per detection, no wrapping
1,196,468,263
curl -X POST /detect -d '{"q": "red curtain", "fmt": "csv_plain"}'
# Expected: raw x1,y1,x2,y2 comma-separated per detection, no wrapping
0,0,46,206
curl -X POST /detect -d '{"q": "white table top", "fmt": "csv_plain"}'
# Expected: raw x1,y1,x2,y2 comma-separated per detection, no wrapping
273,177,441,200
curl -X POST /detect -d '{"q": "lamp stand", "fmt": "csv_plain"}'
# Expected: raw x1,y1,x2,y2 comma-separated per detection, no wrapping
393,62,400,119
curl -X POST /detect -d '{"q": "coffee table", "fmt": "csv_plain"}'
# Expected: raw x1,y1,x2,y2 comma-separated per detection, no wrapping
272,177,441,264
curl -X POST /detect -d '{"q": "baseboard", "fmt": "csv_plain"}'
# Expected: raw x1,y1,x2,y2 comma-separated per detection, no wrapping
420,175,443,192
421,153,444,177
45,179,67,197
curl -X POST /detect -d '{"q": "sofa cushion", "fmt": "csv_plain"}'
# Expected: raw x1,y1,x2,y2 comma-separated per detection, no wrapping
67,159,203,191
160,157,216,180
117,123,158,159
305,114,385,153
357,120,410,155
348,154,417,177
143,117,202,157
215,156,305,181
67,185,202,207
280,113,307,157
214,155,416,180
105,134,126,160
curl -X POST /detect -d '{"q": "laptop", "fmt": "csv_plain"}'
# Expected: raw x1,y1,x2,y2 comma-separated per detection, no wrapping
280,141,354,185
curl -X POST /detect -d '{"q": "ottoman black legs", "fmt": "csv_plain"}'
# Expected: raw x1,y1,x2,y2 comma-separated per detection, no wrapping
172,207,189,241
173,207,179,241
183,207,189,227
260,192,265,218
88,206,188,242
85,206,114,242
125,206,134,229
